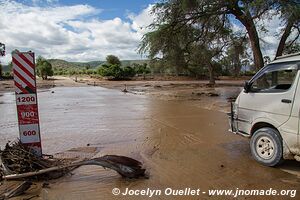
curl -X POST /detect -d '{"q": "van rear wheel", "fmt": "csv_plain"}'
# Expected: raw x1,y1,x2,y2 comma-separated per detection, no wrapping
250,127,283,166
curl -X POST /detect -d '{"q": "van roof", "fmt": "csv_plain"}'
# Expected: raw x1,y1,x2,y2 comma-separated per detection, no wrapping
271,52,300,64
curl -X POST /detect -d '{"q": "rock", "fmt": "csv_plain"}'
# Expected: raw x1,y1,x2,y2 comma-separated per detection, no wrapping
208,92,219,97
42,182,50,188
196,92,205,96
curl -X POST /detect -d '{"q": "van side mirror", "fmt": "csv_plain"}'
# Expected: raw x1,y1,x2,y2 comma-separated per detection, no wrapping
244,81,251,93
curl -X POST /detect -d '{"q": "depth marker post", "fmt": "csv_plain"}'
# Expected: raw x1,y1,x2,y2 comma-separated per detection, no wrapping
12,51,42,156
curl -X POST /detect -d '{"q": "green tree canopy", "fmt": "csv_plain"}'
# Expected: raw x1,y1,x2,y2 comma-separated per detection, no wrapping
8,61,12,72
106,55,121,66
36,56,53,80
0,63,2,77
133,63,151,75
141,0,300,72
97,64,136,80
139,1,231,84
276,1,300,56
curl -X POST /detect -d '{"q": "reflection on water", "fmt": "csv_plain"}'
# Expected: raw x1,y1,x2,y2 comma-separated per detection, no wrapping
0,87,150,153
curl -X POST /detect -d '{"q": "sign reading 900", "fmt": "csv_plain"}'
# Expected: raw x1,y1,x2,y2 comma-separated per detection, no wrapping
21,111,37,118
17,104,39,124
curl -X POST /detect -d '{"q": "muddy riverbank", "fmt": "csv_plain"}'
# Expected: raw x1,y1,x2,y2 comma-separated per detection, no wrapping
1,76,244,113
0,76,85,93
1,86,300,199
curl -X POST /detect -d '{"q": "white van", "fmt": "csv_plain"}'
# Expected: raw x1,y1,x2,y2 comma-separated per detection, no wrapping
229,53,300,166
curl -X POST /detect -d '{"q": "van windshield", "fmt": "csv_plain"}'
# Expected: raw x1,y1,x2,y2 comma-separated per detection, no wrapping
250,63,298,93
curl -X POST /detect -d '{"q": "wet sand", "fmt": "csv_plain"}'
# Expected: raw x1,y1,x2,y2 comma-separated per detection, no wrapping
0,76,84,93
1,85,300,199
78,77,245,113
1,76,244,113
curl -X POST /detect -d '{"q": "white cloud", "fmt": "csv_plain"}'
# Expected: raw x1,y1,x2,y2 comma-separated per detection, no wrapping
0,1,154,64
128,4,155,37
0,1,294,65
31,0,58,5
255,11,286,59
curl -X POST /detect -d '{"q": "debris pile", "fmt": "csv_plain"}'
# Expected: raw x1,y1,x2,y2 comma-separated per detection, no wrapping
0,141,146,198
0,141,68,181
1,141,146,181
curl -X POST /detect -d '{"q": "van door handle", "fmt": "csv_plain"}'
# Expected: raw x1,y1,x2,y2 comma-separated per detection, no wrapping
281,99,292,104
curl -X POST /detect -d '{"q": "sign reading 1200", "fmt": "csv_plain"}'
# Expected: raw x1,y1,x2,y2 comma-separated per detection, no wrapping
16,94,37,105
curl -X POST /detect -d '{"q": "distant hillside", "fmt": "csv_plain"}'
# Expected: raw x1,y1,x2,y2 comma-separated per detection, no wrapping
69,61,104,68
48,59,105,69
1,59,150,72
48,59,149,69
47,59,82,69
121,60,149,66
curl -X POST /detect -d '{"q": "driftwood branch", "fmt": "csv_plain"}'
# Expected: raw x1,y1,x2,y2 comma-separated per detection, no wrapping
2,156,146,180
0,181,32,200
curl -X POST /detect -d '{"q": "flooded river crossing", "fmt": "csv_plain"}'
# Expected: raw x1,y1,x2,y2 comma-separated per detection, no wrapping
0,86,299,199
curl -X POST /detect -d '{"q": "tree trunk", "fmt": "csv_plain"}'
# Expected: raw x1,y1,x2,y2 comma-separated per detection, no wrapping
234,49,241,77
276,20,294,57
233,12,264,70
208,62,215,85
244,20,264,70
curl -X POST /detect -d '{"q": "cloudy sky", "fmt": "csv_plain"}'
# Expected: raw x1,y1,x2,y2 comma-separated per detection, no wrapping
0,0,290,64
0,0,156,64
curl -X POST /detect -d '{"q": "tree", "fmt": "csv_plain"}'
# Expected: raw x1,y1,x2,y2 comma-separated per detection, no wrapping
97,64,136,80
123,66,136,78
106,55,121,66
275,2,300,57
186,42,228,84
139,24,189,76
0,63,2,78
85,64,91,70
144,0,300,70
98,64,123,79
133,63,151,79
226,35,248,76
36,56,53,80
283,42,300,54
8,61,12,72
139,2,231,84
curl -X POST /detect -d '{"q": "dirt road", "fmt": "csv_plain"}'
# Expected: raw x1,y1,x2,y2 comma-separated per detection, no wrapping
0,85,299,200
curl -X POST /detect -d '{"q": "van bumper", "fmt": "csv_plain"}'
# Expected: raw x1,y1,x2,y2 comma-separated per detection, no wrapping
227,102,238,133
227,102,250,137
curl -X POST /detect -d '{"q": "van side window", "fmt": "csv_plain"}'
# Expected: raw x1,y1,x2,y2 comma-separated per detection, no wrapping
251,68,298,93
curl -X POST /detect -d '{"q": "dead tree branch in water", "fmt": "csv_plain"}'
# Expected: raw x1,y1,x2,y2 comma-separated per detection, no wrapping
1,141,146,181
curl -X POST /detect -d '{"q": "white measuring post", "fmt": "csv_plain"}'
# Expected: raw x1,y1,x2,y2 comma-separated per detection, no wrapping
12,51,42,156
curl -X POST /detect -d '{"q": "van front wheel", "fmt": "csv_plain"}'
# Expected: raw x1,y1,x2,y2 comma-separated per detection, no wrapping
250,127,283,166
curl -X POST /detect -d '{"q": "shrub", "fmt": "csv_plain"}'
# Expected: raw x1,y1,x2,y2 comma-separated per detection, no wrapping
98,64,136,79
123,66,136,78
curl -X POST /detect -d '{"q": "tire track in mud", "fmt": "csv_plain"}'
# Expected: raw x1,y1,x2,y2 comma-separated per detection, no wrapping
0,122,17,129
149,117,204,146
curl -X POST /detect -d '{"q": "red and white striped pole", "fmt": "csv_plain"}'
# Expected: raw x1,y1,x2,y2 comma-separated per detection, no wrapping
12,51,42,156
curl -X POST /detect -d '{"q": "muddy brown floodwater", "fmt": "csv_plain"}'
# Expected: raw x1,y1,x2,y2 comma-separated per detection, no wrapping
0,86,300,200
